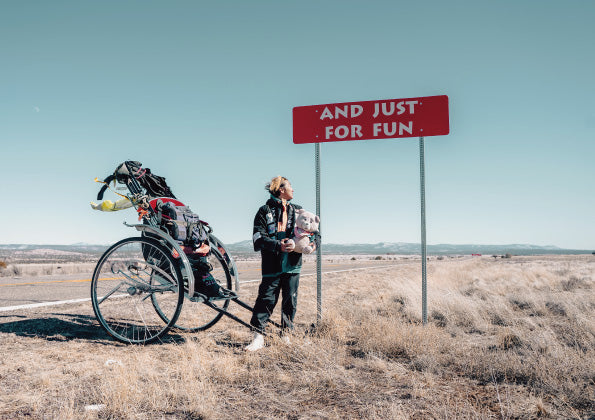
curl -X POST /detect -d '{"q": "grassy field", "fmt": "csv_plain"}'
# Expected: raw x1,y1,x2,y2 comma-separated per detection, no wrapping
0,255,593,419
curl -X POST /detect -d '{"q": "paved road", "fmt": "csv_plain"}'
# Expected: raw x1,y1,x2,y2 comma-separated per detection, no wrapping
0,260,399,312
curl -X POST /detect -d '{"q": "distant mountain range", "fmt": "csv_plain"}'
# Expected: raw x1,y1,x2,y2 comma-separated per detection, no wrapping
0,241,592,260
0,244,109,253
223,240,592,256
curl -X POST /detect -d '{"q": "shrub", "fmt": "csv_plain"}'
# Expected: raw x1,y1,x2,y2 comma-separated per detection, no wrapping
431,310,447,327
499,332,523,350
0,261,6,269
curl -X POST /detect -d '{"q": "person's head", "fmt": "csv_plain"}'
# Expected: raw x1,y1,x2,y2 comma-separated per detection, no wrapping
266,176,293,201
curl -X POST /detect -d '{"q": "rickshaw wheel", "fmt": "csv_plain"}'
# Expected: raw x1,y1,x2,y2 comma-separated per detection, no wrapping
91,236,184,344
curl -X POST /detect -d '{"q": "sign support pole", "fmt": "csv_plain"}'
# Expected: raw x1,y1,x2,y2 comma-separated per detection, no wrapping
294,96,449,327
419,136,428,325
315,143,322,322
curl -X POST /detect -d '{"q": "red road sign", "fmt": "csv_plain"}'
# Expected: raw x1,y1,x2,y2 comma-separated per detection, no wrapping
293,95,449,144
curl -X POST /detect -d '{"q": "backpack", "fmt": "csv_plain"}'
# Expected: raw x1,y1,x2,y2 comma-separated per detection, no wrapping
151,198,209,247
97,161,176,201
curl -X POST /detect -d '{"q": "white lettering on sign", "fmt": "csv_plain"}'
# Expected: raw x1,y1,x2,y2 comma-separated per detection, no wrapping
406,101,418,114
318,100,420,140
335,126,349,138
320,107,333,120
351,105,363,118
320,105,364,120
373,101,418,118
325,125,363,140
372,122,413,137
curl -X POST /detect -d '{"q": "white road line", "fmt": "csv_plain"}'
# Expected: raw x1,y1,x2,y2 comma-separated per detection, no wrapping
0,264,400,312
0,297,92,312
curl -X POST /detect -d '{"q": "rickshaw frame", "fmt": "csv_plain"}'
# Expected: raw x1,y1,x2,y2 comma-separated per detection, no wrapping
90,161,280,344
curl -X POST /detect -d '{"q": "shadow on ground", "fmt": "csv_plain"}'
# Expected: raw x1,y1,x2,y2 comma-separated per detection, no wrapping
0,313,111,341
0,313,185,344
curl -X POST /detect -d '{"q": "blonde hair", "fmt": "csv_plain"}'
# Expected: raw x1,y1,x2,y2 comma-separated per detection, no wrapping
265,176,288,197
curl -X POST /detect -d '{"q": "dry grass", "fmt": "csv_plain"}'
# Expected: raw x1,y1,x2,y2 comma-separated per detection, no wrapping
0,255,593,419
0,262,97,277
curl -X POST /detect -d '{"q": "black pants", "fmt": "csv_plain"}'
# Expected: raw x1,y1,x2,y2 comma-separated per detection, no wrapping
250,272,300,332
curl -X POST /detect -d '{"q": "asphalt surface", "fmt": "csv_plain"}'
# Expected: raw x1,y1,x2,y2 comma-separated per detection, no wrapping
0,259,399,312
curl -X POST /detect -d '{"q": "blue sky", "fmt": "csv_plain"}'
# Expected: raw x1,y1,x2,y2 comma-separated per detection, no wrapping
1,1,594,249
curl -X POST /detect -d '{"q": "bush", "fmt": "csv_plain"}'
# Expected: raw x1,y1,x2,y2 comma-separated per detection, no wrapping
0,261,6,269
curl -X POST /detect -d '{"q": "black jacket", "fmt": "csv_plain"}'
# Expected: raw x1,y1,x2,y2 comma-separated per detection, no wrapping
252,197,320,276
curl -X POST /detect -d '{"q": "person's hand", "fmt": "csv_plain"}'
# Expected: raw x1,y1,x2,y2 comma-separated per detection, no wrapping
280,238,295,253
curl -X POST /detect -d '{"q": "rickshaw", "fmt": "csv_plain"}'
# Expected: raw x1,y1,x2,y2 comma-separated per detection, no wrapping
90,161,278,344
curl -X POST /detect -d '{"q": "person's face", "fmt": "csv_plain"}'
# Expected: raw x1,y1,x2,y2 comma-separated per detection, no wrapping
279,181,294,201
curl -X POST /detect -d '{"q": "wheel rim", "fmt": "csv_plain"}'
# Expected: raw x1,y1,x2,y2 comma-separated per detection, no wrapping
153,247,232,332
91,237,184,344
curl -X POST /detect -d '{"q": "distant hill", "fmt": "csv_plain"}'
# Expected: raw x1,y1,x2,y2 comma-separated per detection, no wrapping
0,242,592,263
224,241,592,257
0,244,109,263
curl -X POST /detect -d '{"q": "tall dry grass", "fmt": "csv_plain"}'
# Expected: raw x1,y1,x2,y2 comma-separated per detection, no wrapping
0,255,593,419
319,256,594,417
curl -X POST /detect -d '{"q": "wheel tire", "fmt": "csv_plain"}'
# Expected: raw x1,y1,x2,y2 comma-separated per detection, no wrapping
91,237,184,344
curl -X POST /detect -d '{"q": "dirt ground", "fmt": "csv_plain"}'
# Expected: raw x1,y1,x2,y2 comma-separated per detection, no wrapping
0,255,593,419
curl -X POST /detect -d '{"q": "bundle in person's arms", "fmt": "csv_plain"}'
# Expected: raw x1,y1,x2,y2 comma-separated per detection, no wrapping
290,209,319,254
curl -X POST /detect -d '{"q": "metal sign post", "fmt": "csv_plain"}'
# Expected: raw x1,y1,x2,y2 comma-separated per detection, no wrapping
315,143,322,322
293,95,448,325
419,137,428,325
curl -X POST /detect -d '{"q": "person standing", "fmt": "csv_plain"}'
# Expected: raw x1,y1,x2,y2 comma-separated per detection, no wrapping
246,176,319,351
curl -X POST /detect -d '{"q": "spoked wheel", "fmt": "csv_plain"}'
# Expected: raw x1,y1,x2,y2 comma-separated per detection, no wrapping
91,237,184,344
153,246,233,332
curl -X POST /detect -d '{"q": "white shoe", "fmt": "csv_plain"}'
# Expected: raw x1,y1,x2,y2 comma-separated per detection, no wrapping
245,333,265,352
